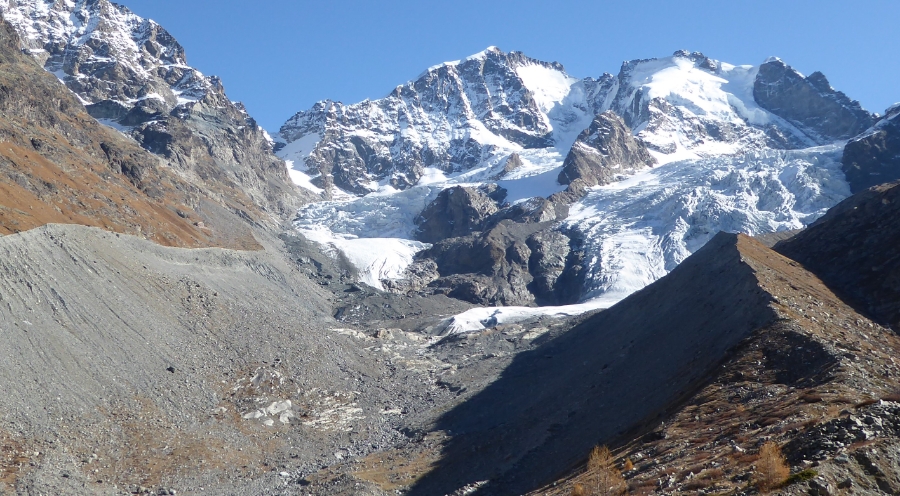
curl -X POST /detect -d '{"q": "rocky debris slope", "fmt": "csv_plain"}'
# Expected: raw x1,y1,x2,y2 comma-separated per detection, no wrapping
0,0,307,220
0,17,257,249
0,223,587,496
841,103,900,192
753,57,876,143
0,224,468,495
775,179,900,329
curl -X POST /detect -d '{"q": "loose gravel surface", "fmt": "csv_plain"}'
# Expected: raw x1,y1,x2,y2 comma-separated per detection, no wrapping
0,224,575,495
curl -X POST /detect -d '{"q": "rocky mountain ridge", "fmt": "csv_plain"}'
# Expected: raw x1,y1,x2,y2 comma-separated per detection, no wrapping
0,0,308,221
0,3,900,495
278,48,873,197
842,103,900,192
0,16,259,248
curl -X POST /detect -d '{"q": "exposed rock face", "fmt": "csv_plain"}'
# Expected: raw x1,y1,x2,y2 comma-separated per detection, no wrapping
0,0,306,220
422,219,542,306
557,110,656,189
775,179,900,328
494,152,523,179
277,47,617,194
414,185,506,243
754,58,875,142
0,16,256,248
842,104,900,192
526,229,584,305
401,193,580,306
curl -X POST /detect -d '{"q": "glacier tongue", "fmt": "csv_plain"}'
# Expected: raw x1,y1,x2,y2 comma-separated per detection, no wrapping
565,144,849,306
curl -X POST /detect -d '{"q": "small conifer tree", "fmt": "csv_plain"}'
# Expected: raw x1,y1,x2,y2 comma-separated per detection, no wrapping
756,441,790,491
585,445,627,496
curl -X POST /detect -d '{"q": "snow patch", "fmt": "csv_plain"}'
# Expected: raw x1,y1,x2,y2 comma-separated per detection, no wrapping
300,227,428,290
441,300,607,334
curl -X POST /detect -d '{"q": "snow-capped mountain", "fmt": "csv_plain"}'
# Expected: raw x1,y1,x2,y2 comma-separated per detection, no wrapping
1,0,304,218
278,49,872,197
277,46,614,195
281,48,874,325
1,0,212,110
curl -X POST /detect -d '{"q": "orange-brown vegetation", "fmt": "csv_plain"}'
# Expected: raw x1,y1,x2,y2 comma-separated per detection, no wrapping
569,446,626,496
755,441,789,492
0,20,263,250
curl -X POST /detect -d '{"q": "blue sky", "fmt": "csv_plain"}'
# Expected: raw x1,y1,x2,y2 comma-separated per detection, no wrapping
121,0,900,131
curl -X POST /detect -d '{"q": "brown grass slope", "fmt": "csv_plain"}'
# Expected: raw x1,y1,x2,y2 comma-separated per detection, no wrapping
532,234,900,495
775,180,900,329
0,18,260,249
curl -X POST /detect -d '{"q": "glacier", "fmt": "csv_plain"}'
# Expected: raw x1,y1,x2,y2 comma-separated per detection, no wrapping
285,49,862,329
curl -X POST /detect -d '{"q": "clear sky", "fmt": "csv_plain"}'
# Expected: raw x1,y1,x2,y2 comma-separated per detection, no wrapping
119,0,900,132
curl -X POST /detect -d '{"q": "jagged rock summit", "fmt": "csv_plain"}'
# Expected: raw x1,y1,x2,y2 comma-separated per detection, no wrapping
277,46,611,194
754,57,875,142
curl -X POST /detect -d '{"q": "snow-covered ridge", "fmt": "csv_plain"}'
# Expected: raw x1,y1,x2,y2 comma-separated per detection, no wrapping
276,47,615,195
278,49,859,198
1,0,216,118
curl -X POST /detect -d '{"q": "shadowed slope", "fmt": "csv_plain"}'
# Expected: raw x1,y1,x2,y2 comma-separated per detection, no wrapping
409,233,779,495
535,219,900,495
776,180,900,329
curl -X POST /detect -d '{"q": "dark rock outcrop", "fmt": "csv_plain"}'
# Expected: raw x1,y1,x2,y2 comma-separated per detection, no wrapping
414,185,506,243
841,105,900,193
403,193,580,306
496,152,523,179
557,110,656,189
421,219,546,306
753,58,875,142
